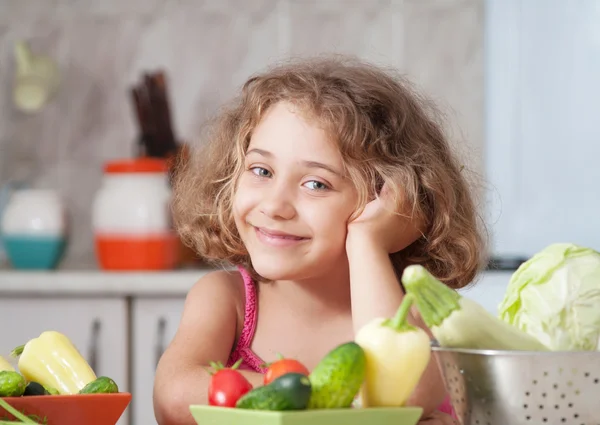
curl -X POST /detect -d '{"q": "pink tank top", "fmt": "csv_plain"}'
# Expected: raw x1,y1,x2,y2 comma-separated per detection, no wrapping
225,266,456,417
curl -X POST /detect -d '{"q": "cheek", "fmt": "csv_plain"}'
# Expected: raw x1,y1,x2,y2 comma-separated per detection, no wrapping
305,201,354,241
233,182,260,221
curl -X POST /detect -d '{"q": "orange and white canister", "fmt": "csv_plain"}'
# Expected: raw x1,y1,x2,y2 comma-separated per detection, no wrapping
91,158,178,271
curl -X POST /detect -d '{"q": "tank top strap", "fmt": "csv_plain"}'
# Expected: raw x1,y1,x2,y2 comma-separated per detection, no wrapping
236,266,259,348
225,266,266,372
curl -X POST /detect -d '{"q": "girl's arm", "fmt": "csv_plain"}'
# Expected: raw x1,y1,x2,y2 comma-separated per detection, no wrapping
346,190,446,417
153,271,264,425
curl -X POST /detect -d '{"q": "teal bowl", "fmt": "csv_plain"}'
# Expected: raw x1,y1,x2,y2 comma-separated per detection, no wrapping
2,234,66,270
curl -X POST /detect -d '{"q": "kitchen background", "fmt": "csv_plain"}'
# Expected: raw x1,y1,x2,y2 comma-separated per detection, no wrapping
1,1,598,425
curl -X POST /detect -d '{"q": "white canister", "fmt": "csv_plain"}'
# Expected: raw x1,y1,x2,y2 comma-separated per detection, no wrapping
91,158,178,270
0,188,68,269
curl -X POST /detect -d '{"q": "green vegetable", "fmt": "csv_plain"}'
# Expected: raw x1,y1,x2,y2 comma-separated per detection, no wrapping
0,372,27,397
23,382,46,397
307,342,366,409
402,264,549,351
43,386,58,396
236,373,312,411
78,376,119,394
0,398,38,423
498,243,600,351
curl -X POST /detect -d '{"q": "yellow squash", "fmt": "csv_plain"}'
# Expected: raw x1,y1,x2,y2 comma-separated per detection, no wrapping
355,294,431,407
11,331,97,394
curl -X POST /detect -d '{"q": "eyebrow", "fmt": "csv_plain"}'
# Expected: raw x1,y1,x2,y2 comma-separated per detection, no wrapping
246,148,344,177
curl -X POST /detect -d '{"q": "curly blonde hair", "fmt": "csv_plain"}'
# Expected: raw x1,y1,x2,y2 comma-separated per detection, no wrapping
172,55,486,289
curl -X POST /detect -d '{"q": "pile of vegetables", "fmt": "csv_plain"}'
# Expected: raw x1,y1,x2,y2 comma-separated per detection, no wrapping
402,242,600,353
0,331,121,424
203,242,600,413
206,293,432,411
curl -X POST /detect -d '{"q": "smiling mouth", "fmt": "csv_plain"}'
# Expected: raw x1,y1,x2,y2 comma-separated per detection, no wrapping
254,227,308,241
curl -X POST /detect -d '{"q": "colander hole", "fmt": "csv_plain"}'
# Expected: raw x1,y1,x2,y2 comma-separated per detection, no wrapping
553,383,559,389
561,419,566,423
539,405,544,409
525,391,530,396
523,404,528,408
554,404,559,409
568,403,573,408
543,371,548,376
542,392,547,397
525,416,531,421
561,393,566,399
542,418,547,423
574,414,579,418
594,378,599,384
533,379,538,385
584,372,590,377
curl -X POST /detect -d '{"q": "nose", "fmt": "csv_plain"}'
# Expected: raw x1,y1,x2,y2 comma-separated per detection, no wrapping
259,183,296,220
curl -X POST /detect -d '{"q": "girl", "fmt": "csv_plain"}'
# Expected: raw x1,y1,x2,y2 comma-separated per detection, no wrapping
154,55,485,425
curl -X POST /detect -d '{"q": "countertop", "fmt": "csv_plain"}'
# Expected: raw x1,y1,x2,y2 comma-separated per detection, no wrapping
0,267,218,296
0,267,514,314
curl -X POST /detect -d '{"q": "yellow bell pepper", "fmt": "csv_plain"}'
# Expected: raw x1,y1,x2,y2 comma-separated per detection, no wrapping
354,294,431,407
0,355,15,372
11,331,97,394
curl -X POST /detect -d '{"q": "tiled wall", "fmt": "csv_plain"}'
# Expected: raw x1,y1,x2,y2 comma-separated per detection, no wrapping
0,0,484,268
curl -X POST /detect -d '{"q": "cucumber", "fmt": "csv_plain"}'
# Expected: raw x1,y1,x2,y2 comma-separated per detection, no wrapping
307,342,366,409
0,371,26,397
236,373,312,411
79,376,119,394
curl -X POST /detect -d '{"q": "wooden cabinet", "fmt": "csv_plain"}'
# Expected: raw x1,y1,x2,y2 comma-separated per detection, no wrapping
0,297,129,425
131,297,186,425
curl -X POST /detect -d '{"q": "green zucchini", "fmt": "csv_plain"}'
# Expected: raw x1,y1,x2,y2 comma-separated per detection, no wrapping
236,373,312,411
79,376,119,394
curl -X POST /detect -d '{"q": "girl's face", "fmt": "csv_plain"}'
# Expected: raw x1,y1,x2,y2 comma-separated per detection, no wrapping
233,101,358,281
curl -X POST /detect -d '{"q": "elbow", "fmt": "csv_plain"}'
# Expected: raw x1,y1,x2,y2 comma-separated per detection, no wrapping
153,377,206,425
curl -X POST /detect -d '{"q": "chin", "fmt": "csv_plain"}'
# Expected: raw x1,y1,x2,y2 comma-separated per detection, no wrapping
251,258,305,281
249,252,344,282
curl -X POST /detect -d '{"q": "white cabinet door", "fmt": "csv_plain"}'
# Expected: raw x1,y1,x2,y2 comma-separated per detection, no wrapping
0,297,129,425
131,297,186,425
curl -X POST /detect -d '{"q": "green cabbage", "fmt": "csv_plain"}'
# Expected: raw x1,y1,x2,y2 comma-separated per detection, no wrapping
498,243,600,351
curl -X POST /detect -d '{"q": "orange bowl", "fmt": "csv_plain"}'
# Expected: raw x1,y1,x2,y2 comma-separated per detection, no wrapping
0,393,131,425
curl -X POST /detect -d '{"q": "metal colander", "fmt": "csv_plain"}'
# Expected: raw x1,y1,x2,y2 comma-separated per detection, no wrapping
432,345,600,425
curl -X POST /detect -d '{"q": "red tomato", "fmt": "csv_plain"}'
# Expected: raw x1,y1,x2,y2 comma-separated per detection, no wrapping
263,358,310,385
207,362,253,407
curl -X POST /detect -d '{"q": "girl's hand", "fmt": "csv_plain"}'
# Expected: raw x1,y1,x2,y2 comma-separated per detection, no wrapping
417,411,459,425
346,183,424,254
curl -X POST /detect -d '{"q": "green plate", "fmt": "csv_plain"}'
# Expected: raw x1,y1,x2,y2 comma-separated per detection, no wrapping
189,405,423,425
